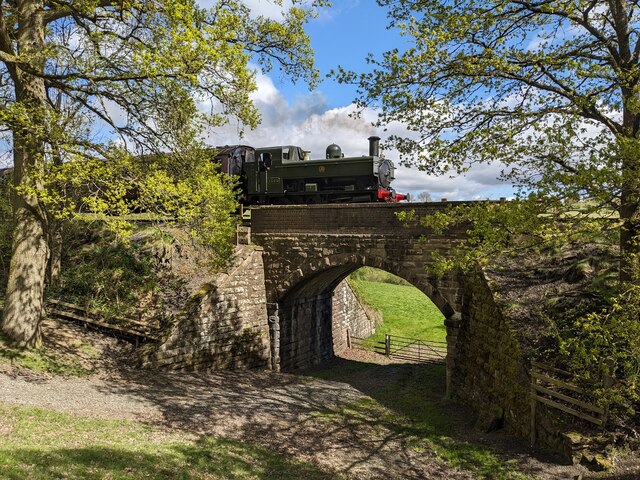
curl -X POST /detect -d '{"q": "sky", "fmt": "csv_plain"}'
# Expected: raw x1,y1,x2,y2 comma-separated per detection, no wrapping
209,0,516,201
0,0,515,200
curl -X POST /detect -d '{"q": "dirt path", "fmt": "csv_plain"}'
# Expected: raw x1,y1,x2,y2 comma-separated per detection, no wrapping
0,320,633,479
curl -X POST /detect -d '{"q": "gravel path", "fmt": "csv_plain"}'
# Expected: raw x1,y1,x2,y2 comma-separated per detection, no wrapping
1,361,474,479
0,320,633,479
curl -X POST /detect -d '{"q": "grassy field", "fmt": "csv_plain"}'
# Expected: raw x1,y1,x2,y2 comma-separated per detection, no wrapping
349,277,446,343
0,403,338,480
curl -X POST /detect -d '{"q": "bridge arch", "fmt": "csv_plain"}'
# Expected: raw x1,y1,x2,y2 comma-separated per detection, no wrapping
251,203,467,372
276,252,455,318
268,251,458,371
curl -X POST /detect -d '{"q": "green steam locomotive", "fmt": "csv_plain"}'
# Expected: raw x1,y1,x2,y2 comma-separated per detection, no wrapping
215,136,407,205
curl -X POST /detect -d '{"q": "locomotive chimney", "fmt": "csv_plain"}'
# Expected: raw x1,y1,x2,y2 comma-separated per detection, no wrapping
368,136,381,157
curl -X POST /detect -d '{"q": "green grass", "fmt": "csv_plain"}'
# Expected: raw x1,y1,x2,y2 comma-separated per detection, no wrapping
0,403,339,480
349,278,446,343
308,362,528,480
0,334,92,377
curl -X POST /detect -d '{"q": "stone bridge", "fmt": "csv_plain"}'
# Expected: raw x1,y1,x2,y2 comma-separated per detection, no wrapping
251,202,468,372
151,202,531,441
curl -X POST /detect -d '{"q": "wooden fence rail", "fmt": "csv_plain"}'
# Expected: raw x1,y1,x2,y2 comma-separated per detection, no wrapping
46,298,159,345
348,331,446,364
530,360,611,446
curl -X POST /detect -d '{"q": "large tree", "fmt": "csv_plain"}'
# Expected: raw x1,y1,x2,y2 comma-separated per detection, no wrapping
338,0,640,280
0,0,325,347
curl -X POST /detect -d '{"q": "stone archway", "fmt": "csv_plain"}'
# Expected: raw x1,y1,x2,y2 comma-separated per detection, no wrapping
268,253,459,373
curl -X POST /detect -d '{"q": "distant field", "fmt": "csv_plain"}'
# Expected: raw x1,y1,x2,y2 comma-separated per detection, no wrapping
349,278,446,343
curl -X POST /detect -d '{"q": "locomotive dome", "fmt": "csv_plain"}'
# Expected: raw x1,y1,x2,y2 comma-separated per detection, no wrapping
326,143,343,159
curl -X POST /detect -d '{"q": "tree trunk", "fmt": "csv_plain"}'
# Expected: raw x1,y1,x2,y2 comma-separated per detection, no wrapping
0,0,50,347
47,221,62,287
1,195,49,347
619,199,640,283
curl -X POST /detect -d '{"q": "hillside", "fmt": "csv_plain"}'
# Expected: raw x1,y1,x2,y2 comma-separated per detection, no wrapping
348,268,446,343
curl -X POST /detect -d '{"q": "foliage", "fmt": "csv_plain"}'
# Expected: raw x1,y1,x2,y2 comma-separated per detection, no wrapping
41,145,240,269
349,278,445,343
0,403,338,480
556,284,640,418
337,0,640,280
398,198,618,276
0,0,326,145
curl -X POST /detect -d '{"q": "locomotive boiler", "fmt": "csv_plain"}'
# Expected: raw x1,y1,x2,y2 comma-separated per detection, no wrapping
215,136,407,205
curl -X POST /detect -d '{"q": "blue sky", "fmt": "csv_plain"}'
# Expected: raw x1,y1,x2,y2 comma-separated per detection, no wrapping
0,0,514,200
210,0,516,200
279,0,396,108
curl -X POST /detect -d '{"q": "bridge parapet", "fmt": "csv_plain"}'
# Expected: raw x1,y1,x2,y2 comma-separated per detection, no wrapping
251,202,471,236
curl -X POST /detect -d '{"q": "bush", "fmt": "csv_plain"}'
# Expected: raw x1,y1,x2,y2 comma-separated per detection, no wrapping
556,284,640,422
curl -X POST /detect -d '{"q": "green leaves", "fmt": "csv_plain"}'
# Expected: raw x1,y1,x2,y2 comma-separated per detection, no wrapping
557,283,640,414
340,0,638,209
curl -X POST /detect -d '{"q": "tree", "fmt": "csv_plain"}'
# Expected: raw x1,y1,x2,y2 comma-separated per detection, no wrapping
0,0,326,347
337,0,640,281
415,191,432,202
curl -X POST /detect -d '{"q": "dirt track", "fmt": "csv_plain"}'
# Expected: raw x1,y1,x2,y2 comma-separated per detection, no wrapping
0,320,635,479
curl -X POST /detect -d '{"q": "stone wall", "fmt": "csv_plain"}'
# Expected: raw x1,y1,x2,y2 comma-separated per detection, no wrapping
145,245,271,370
450,269,531,437
332,279,379,354
279,292,333,371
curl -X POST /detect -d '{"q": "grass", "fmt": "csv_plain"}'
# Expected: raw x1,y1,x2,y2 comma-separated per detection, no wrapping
0,331,93,377
308,362,529,480
0,403,339,480
332,271,527,478
349,278,446,343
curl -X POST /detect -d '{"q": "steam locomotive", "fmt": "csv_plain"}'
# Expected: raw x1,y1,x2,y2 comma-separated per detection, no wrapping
215,136,407,205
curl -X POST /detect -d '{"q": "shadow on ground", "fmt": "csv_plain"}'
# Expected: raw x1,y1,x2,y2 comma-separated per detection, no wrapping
82,350,594,480
0,437,335,480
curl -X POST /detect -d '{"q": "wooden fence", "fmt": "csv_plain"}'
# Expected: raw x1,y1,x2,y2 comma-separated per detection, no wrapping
47,298,159,345
530,361,611,445
348,331,446,364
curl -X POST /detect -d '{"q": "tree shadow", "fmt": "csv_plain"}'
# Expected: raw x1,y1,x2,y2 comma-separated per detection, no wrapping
88,357,469,479
0,437,335,480
302,355,605,480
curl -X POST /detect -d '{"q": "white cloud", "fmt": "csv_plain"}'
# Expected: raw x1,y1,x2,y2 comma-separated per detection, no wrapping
206,73,514,200
197,0,328,20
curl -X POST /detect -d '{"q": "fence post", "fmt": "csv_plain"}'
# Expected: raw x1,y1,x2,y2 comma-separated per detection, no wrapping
346,329,351,349
602,358,615,427
385,334,391,356
530,368,537,447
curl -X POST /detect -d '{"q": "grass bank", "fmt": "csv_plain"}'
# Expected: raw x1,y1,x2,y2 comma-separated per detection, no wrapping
349,278,446,343
0,403,338,480
0,334,93,377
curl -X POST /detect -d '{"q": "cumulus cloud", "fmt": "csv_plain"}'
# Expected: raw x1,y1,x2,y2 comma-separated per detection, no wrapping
206,72,515,200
